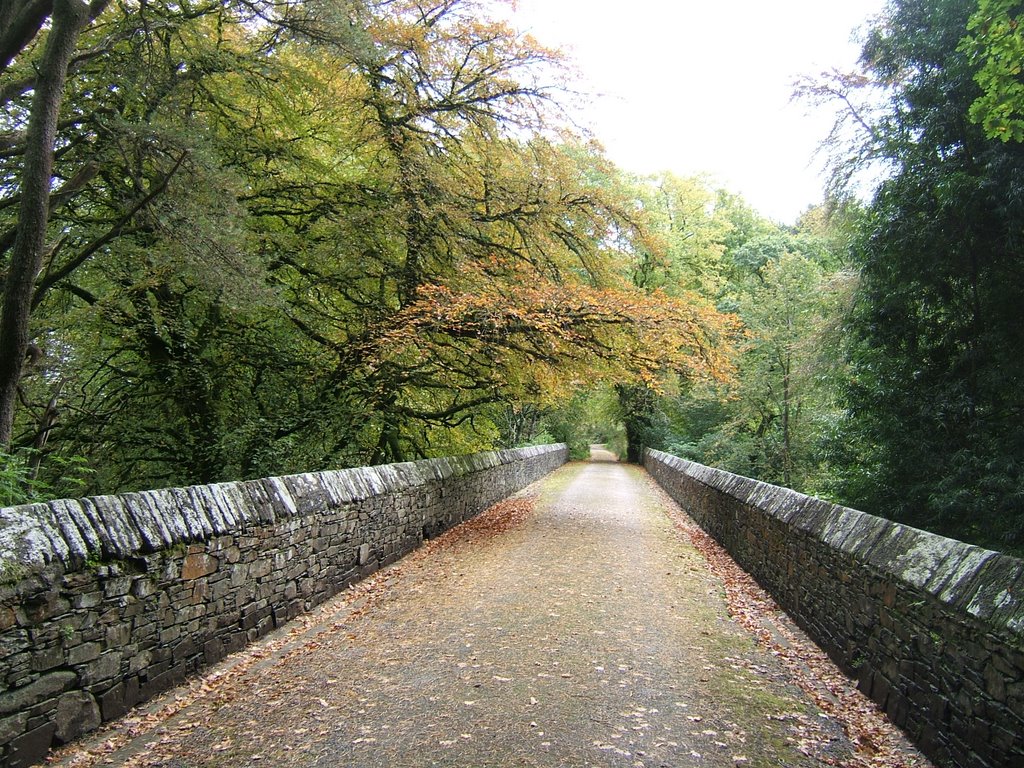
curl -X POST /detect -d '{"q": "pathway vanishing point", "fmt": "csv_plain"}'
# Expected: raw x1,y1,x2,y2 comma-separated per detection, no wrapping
51,449,929,768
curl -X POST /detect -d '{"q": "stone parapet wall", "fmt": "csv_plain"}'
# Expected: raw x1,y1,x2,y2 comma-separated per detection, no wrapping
644,448,1023,768
0,444,567,767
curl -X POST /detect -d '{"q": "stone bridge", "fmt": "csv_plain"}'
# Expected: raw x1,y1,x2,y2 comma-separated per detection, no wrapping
0,445,1020,768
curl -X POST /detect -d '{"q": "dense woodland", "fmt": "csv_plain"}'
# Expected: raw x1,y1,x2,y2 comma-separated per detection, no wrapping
2,0,1023,556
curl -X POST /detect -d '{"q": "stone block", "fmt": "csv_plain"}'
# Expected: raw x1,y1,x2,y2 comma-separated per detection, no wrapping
104,622,131,648
159,626,180,645
131,577,157,598
984,662,1008,702
191,579,209,605
0,711,28,747
67,641,102,666
31,645,63,672
0,672,76,716
102,576,133,598
53,691,101,744
80,652,122,687
127,649,151,674
72,591,103,610
171,638,197,665
6,720,56,768
20,591,70,624
98,681,126,721
139,665,186,700
223,632,246,654
203,638,225,665
248,559,272,579
181,553,218,580
0,608,16,632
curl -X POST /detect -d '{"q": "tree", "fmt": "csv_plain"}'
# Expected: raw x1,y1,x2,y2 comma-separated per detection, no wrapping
601,172,739,462
662,206,855,493
0,0,110,448
1,0,740,493
1,0,346,489
823,0,1024,552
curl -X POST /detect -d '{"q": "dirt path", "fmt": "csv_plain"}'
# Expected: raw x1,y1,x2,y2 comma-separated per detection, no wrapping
52,458,911,768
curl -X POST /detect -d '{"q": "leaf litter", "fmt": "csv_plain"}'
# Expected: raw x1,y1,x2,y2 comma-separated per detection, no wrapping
49,463,933,768
644,473,934,768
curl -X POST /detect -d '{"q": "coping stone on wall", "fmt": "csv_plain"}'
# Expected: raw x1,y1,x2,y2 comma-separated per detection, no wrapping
645,447,1024,768
960,556,1024,623
183,485,216,533
0,504,64,567
280,473,333,517
86,495,145,558
337,467,386,502
263,476,298,520
424,457,455,482
820,507,890,556
371,463,419,492
933,546,1000,605
120,491,175,552
645,448,1024,625
0,444,567,577
46,499,93,565
236,479,277,525
0,444,568,768
216,483,253,530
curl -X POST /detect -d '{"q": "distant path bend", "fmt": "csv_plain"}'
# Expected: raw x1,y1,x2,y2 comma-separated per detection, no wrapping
56,455,912,767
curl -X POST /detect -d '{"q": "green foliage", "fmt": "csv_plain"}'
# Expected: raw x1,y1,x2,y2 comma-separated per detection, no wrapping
0,452,37,507
3,0,736,496
501,389,627,462
0,450,91,506
961,0,1024,141
615,383,673,463
834,0,1024,554
660,203,856,493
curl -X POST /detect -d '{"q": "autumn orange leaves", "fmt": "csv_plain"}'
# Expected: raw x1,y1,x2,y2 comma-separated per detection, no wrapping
377,259,739,410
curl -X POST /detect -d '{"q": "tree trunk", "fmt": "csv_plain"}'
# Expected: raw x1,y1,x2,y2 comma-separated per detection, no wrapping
781,352,792,487
0,0,91,449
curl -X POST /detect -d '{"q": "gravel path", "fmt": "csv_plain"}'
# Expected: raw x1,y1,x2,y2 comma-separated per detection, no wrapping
54,455,861,768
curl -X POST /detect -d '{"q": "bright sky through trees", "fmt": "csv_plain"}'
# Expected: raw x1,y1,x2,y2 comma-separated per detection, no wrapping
510,0,886,223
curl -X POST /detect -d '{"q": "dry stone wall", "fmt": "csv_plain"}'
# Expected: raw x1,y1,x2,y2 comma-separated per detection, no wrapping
0,444,567,768
645,448,1024,768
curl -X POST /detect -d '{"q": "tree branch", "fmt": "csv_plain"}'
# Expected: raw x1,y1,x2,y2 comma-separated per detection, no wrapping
0,0,53,76
31,152,186,309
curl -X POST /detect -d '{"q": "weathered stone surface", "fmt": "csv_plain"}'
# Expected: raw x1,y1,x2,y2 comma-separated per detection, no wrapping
0,504,62,570
181,553,218,580
53,691,101,744
0,712,27,746
7,721,56,768
84,495,145,558
0,445,567,764
645,448,1024,768
120,492,174,552
31,645,64,672
66,642,101,666
0,672,77,716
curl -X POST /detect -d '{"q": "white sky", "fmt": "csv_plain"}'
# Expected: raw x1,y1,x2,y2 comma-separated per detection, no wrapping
509,0,886,223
